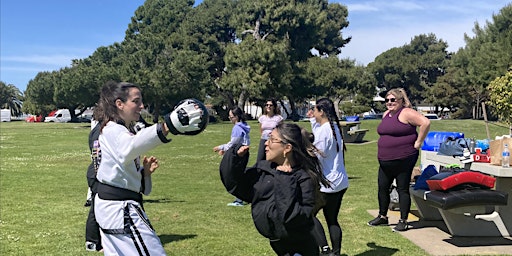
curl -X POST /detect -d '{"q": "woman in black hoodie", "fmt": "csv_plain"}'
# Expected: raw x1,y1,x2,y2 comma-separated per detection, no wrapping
220,123,330,255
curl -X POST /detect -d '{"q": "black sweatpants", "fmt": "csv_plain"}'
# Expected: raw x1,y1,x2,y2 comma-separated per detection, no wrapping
377,152,418,220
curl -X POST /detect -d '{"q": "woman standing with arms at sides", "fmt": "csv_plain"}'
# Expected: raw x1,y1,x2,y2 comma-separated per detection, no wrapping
367,88,430,232
219,123,330,256
94,81,208,255
257,99,283,161
213,106,251,206
307,98,349,256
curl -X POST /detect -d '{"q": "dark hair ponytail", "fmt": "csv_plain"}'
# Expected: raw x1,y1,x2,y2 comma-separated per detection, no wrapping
314,98,346,152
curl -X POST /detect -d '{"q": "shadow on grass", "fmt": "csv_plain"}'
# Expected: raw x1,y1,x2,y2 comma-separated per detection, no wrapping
159,234,197,245
143,198,186,204
354,242,399,256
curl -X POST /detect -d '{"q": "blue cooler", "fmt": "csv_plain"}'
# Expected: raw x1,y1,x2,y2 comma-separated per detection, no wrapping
421,131,464,152
345,116,360,122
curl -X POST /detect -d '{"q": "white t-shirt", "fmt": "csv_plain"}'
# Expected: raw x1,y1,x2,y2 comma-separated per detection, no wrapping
310,118,349,193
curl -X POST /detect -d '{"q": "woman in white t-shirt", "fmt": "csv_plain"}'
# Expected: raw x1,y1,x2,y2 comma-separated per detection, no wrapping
307,98,349,256
256,99,284,161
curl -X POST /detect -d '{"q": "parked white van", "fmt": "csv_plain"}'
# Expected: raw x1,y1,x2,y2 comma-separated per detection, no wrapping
1,109,11,122
44,109,72,123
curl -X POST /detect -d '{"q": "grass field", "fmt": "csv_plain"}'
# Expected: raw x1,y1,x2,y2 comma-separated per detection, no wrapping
0,119,509,255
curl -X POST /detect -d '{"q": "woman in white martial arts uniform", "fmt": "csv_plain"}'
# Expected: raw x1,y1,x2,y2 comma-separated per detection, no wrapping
93,81,207,255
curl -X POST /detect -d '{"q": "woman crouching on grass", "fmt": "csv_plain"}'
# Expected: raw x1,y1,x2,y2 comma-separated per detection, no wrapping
219,123,330,255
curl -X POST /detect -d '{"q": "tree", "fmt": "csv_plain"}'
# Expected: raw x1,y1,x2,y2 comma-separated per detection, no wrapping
302,56,375,116
121,0,205,122
217,0,351,118
487,68,512,134
454,3,512,118
23,71,59,116
368,33,450,107
0,82,23,116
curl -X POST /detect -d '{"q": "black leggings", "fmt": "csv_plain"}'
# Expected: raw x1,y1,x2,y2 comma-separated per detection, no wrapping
85,178,102,250
377,152,418,220
311,189,347,253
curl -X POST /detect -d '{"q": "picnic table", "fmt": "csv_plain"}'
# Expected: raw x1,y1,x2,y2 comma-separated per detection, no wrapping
340,121,368,143
413,150,512,237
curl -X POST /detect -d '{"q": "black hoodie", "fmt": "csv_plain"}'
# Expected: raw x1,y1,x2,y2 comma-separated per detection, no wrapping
219,144,316,241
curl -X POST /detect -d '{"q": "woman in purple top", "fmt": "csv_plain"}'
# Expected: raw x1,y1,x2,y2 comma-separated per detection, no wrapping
367,88,430,232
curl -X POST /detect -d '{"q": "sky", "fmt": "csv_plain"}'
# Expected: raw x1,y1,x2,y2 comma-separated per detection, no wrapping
1,0,510,93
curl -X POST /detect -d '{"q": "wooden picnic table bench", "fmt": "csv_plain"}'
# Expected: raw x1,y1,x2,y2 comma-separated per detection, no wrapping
340,121,368,143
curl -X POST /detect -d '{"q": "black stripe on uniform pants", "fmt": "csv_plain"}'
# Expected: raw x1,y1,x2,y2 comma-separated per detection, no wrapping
124,204,150,256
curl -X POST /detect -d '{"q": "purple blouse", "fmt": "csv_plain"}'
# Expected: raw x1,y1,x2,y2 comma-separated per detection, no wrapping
377,108,418,160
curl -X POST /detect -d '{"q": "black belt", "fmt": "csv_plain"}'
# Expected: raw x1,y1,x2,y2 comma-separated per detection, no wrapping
97,182,143,204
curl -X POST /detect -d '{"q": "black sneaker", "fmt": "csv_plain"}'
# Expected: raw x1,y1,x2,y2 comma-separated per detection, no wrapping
393,219,408,232
368,215,389,226
84,199,92,207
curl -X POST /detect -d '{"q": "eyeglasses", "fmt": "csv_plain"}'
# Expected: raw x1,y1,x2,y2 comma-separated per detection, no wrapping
267,135,286,144
265,104,274,107
384,98,399,103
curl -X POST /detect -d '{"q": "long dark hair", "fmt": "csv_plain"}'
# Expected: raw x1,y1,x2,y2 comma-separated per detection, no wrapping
314,98,345,152
96,81,140,131
263,98,281,116
275,123,330,189
230,106,247,123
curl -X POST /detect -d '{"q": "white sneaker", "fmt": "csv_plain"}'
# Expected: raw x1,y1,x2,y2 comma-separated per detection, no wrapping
227,201,244,206
85,241,96,251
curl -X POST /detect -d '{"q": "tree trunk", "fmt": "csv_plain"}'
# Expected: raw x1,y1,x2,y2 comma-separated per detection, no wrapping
237,90,246,109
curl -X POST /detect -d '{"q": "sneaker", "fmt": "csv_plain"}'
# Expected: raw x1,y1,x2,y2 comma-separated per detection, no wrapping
84,199,92,207
367,215,389,226
227,201,244,206
393,219,409,232
320,246,332,256
85,241,96,252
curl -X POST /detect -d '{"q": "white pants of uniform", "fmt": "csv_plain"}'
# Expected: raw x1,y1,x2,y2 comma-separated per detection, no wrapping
95,195,166,255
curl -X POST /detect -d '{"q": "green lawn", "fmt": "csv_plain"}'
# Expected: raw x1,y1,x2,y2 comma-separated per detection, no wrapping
0,119,509,255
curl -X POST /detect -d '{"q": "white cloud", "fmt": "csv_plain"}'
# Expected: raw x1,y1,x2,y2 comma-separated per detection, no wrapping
335,0,510,65
2,55,81,66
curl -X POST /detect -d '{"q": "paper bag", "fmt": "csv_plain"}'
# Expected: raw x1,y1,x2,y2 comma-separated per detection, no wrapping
489,137,512,166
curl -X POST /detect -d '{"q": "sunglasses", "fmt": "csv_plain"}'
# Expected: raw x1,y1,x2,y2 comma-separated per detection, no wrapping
385,98,398,103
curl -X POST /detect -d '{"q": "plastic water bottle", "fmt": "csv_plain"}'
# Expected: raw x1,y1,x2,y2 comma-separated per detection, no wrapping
502,144,510,168
469,138,476,154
